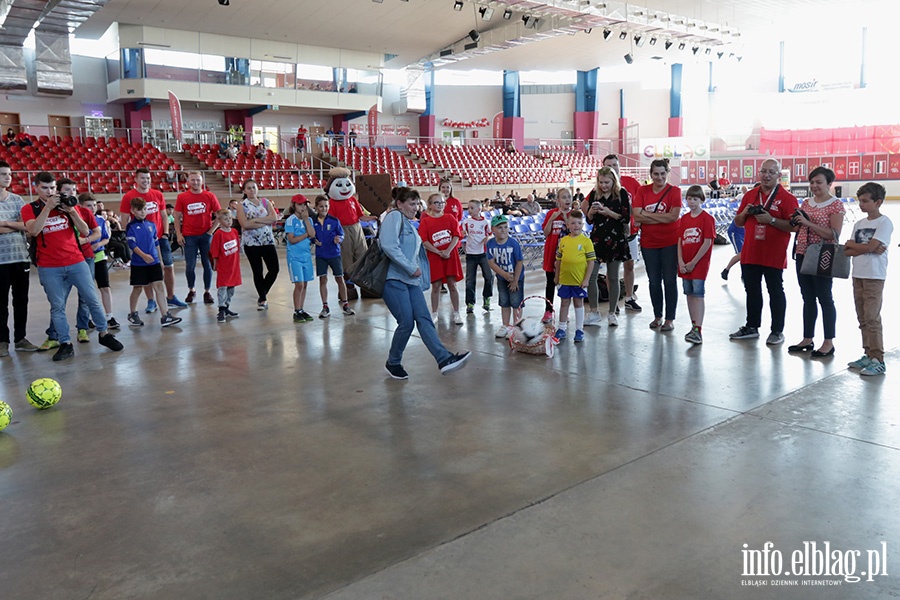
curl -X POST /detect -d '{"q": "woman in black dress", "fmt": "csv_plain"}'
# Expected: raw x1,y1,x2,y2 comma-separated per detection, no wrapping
584,166,631,327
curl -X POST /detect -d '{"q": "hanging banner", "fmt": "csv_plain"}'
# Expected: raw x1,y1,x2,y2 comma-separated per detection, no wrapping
167,90,183,144
367,105,378,145
492,111,503,146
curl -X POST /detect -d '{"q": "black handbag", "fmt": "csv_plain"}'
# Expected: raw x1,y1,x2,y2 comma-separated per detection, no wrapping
800,228,850,279
348,227,390,297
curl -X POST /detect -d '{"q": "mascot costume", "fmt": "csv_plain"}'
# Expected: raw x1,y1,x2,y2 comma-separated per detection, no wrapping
324,167,374,296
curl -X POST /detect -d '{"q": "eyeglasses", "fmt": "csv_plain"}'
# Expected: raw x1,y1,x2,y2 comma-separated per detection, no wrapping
431,200,446,205
758,169,780,176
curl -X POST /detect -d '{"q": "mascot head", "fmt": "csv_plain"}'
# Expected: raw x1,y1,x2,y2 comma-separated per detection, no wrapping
325,167,355,202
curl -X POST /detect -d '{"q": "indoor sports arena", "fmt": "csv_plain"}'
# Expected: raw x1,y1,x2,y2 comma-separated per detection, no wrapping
0,0,898,598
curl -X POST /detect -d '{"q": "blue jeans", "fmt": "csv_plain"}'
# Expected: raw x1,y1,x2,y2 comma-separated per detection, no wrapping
75,259,96,330
641,244,678,320
465,253,493,306
39,261,108,344
183,234,212,291
382,279,452,367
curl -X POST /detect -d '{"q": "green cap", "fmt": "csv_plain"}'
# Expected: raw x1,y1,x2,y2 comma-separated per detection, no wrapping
491,214,509,227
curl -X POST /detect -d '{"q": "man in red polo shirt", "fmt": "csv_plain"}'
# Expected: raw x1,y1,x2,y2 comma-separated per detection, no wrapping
22,172,124,361
121,168,187,312
729,158,799,345
174,171,221,304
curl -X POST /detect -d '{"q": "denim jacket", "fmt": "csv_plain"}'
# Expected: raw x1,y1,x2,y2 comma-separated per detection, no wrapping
380,210,430,290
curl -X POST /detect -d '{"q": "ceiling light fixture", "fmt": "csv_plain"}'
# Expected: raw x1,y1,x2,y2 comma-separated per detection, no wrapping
624,53,633,64
634,34,643,47
585,28,592,34
453,1,464,11
503,9,512,19
717,51,724,59
692,46,699,55
217,0,229,5
602,29,612,40
649,36,657,46
618,30,627,40
523,15,539,28
678,41,685,51
704,47,711,55
468,29,480,43
479,6,493,20
664,40,672,50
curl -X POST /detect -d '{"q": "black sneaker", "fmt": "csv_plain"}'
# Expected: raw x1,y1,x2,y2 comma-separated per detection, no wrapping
729,325,760,340
721,268,729,281
98,333,124,352
217,310,226,323
161,313,183,327
87,319,96,330
293,311,305,323
52,342,75,362
439,351,471,375
384,362,409,380
223,308,239,318
127,311,144,327
107,317,121,330
624,298,642,312
300,309,314,322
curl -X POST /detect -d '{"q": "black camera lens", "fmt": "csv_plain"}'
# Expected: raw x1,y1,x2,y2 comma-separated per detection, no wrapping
59,193,78,207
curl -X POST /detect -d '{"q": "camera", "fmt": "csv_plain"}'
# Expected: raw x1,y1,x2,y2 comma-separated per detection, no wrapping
747,204,767,216
58,193,78,207
790,208,809,227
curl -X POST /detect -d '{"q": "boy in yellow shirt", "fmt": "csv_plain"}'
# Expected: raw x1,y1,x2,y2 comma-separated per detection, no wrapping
554,210,595,342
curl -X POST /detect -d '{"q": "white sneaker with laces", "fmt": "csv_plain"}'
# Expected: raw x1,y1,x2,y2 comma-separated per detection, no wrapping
495,325,510,338
584,312,602,326
453,311,464,325
607,313,618,327
431,311,439,323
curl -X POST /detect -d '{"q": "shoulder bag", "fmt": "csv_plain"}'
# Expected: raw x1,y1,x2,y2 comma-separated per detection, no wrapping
800,227,850,279
348,215,390,297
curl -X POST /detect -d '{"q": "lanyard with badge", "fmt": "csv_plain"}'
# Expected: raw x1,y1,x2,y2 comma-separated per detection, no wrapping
753,186,779,241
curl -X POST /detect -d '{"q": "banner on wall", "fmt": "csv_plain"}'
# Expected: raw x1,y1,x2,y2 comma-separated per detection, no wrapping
492,112,503,145
367,105,378,144
641,137,709,160
167,90,183,143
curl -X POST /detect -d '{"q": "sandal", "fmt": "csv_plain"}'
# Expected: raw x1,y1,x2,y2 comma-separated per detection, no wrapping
649,319,662,329
660,321,675,332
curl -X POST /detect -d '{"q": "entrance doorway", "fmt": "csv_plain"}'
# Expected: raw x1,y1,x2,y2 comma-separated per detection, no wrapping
48,115,72,139
0,113,21,137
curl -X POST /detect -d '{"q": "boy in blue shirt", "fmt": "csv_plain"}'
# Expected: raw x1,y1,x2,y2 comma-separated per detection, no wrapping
486,215,524,338
311,195,355,318
125,197,181,328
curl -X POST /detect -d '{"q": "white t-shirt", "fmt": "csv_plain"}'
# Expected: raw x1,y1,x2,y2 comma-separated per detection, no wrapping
850,215,893,280
461,216,491,254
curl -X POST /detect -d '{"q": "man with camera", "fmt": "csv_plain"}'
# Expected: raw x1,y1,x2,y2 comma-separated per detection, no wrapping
21,172,124,361
729,159,799,345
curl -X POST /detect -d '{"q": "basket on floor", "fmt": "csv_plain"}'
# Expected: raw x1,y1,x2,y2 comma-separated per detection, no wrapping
508,295,558,357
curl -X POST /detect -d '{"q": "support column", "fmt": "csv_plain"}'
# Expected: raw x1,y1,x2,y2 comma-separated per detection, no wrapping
668,63,683,137
618,89,627,154
419,115,436,144
574,69,599,153
419,68,436,144
123,101,151,145
502,70,523,148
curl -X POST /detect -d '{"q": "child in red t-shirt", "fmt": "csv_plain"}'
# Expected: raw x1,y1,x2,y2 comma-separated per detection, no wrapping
677,186,716,345
541,188,573,319
418,193,463,324
209,209,242,323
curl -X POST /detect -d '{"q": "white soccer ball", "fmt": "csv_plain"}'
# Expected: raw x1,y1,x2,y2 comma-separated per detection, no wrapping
513,317,544,344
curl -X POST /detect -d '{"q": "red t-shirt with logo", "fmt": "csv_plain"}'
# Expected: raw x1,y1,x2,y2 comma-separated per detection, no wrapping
76,205,98,259
677,211,716,280
121,188,166,239
634,184,681,249
209,228,242,287
417,213,460,252
21,203,84,267
541,210,568,272
445,196,463,223
620,175,641,236
175,190,221,236
328,197,364,227
737,185,799,270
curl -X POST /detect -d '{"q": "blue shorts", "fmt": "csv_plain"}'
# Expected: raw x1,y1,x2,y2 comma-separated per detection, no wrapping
557,284,588,299
158,237,174,267
496,277,524,308
682,278,706,297
727,222,744,254
316,254,344,278
288,256,314,283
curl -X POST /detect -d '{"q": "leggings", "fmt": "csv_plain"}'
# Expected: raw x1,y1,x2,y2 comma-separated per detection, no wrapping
588,260,622,311
244,244,280,302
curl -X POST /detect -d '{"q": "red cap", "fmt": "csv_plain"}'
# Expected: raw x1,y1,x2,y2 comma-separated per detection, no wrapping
291,194,309,204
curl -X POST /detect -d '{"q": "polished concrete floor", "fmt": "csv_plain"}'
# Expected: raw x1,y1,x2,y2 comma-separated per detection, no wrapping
1,211,898,599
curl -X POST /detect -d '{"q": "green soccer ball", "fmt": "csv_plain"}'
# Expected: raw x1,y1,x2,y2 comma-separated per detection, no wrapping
0,401,11,431
27,378,62,410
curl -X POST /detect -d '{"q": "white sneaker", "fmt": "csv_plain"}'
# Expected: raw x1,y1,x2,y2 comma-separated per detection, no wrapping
608,313,618,327
495,324,510,338
431,311,439,323
453,311,464,325
584,312,602,327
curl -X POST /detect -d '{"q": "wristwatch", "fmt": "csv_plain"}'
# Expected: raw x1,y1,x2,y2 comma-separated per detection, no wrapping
769,216,776,225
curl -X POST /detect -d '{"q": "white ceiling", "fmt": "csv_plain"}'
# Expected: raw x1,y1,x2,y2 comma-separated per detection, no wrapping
76,0,891,71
